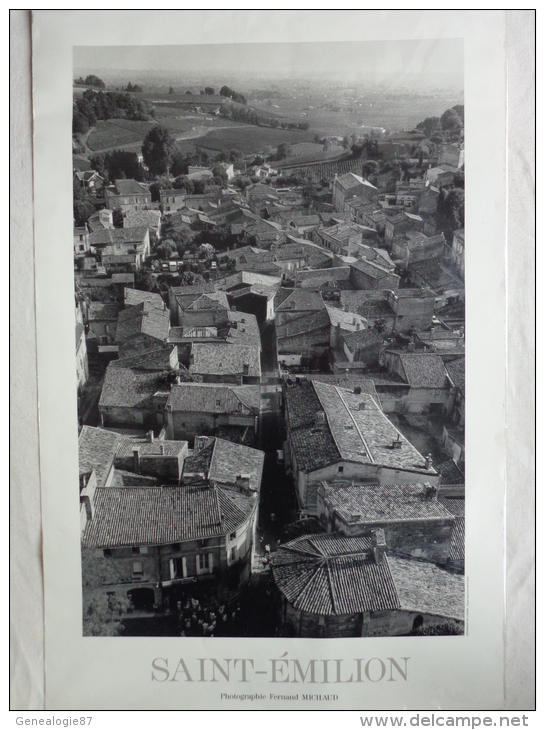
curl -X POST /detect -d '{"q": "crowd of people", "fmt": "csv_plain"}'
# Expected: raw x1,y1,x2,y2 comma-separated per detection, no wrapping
172,596,243,638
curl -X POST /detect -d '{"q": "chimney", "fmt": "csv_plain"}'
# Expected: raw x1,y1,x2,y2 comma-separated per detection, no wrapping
423,482,438,500
353,386,362,395
314,411,326,426
358,401,366,411
391,435,402,449
424,453,433,470
235,474,251,493
132,447,141,472
147,430,154,443
159,443,165,456
371,528,387,564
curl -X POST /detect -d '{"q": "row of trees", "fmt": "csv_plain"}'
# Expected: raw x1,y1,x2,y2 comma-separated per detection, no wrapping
73,89,155,135
74,74,105,88
219,102,309,132
416,105,464,141
89,150,147,184
219,85,247,104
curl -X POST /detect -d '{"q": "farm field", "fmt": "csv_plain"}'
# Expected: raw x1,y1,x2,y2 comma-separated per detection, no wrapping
86,119,158,152
193,125,314,155
250,91,463,135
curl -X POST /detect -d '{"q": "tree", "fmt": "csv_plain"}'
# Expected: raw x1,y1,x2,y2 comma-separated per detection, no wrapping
204,87,215,95
168,86,175,95
81,548,133,637
441,107,463,131
84,74,105,89
135,267,155,292
73,113,90,135
361,160,380,177
276,143,291,161
198,243,215,260
141,125,176,176
157,241,174,260
212,165,228,187
173,176,195,194
112,208,124,228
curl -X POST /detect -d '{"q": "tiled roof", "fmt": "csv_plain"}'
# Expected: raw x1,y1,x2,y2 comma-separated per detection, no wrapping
312,381,432,471
187,291,230,311
124,210,161,230
87,302,122,321
339,290,396,318
341,327,383,353
272,534,399,615
166,383,260,415
114,179,150,196
82,483,256,548
226,311,261,348
285,380,434,474
276,289,326,312
436,458,465,485
387,555,465,620
445,357,465,397
124,288,166,310
335,173,376,192
397,353,448,389
272,534,464,619
276,310,330,342
325,304,367,331
99,366,170,409
321,482,453,523
116,302,170,345
78,426,123,488
116,438,187,459
439,498,465,563
190,343,261,378
110,346,185,374
350,258,394,280
89,227,148,247
209,438,265,494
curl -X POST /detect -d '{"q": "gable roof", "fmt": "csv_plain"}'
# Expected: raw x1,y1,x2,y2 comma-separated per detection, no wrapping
190,342,261,378
82,482,256,548
99,366,170,409
114,179,150,196
276,289,326,312
89,227,149,247
78,426,123,488
445,357,465,397
116,302,170,345
166,383,260,415
321,482,454,524
396,353,448,389
341,327,383,352
285,380,435,474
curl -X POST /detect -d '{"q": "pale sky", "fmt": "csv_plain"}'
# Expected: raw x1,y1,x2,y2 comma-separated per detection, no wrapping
74,39,463,89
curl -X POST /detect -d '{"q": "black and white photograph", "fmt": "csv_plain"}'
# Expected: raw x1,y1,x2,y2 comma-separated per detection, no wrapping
17,8,527,712
73,39,467,640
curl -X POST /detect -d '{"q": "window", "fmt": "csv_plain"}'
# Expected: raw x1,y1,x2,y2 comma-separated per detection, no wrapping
338,466,344,473
132,547,140,555
169,557,187,580
229,531,237,541
132,561,143,576
228,546,237,565
103,549,112,558
197,553,213,575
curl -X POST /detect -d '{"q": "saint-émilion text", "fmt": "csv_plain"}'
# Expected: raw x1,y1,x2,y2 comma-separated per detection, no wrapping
151,656,409,683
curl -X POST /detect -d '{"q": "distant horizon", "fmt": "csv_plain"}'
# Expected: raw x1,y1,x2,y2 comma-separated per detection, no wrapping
74,39,464,92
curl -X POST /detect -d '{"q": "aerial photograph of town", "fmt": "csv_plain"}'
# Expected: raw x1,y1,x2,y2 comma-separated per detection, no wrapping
73,39,466,639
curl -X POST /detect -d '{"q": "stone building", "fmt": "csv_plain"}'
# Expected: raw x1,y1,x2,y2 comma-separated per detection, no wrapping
316,480,456,565
271,532,464,638
283,379,439,513
164,382,260,445
81,436,265,610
